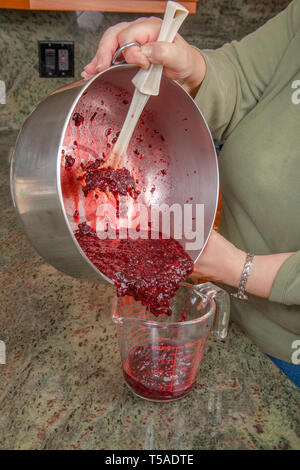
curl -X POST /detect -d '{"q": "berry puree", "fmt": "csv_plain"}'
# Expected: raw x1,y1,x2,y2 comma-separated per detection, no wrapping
74,223,193,316
77,159,140,200
123,341,197,400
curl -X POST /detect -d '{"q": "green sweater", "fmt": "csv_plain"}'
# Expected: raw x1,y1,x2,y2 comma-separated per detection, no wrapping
195,0,300,362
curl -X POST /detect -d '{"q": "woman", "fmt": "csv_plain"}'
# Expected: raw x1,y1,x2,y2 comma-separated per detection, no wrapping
82,0,300,387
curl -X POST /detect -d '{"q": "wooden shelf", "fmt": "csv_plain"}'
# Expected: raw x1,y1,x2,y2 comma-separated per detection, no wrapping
0,1,199,13
0,1,29,7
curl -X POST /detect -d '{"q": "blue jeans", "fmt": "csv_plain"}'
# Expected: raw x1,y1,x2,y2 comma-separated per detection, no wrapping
268,355,300,388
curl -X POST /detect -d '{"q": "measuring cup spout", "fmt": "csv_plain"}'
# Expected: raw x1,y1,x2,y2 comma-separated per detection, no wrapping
111,296,125,325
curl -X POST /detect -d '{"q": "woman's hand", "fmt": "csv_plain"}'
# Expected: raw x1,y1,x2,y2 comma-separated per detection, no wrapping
192,230,246,287
82,17,206,96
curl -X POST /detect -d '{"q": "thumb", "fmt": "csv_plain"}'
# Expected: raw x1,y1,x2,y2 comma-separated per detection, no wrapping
141,41,180,69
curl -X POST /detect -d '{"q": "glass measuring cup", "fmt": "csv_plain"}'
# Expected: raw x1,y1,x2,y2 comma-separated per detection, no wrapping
112,282,230,402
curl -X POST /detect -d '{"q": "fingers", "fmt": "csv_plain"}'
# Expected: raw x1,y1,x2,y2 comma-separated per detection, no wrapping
81,56,98,79
82,17,162,77
95,22,131,71
140,36,192,82
118,17,161,69
141,36,185,68
83,22,129,76
121,45,150,70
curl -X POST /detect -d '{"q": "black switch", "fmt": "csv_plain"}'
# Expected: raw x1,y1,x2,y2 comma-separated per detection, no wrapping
39,41,74,78
45,49,56,75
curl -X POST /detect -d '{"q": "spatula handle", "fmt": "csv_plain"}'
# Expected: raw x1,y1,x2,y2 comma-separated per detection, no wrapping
132,1,189,96
112,91,150,160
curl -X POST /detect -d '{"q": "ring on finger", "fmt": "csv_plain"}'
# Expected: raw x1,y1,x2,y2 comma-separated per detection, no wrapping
112,41,141,66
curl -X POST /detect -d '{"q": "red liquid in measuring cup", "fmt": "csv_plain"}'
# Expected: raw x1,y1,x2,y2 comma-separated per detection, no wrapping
123,341,196,400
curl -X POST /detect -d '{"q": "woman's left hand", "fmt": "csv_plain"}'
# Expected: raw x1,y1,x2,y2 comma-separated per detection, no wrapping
192,230,246,287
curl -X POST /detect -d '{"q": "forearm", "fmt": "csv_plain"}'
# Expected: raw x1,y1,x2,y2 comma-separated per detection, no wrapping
193,230,295,300
223,251,295,299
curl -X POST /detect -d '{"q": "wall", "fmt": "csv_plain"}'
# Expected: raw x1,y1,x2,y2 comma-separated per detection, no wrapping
0,0,290,131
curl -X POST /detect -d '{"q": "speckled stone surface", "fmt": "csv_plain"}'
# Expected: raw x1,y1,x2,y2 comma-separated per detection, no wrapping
0,132,299,450
0,0,291,131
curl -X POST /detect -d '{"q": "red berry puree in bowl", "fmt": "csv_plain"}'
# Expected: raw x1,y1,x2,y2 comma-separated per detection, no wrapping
77,159,140,200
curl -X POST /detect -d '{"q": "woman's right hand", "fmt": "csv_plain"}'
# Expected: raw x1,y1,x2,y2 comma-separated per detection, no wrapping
81,16,206,97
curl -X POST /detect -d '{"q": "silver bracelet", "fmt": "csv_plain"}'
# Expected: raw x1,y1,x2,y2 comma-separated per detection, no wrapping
231,253,254,300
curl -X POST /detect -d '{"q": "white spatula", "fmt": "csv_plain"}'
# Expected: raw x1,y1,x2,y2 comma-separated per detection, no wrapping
109,1,189,169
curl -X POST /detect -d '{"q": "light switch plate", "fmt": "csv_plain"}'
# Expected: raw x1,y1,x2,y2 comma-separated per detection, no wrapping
38,41,74,78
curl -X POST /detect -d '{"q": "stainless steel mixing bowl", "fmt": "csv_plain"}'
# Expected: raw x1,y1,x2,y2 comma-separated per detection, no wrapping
10,64,218,283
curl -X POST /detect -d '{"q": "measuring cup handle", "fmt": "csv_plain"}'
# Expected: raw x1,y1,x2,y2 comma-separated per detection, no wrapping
196,282,230,340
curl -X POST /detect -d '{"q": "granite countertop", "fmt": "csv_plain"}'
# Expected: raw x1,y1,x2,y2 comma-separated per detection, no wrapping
0,131,299,450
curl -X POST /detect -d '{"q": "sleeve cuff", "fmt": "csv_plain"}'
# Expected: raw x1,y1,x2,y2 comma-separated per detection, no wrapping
269,251,300,305
193,50,211,103
193,49,237,141
193,50,219,120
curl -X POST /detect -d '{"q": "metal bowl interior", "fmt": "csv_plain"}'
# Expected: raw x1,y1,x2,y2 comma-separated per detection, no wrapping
11,65,218,283
60,66,219,265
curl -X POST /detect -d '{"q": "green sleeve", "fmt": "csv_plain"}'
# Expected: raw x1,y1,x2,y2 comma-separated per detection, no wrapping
269,252,300,306
194,0,300,141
